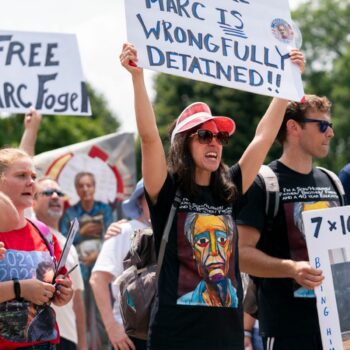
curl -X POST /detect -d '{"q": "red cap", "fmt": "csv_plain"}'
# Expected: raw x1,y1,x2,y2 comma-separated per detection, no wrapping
171,102,235,143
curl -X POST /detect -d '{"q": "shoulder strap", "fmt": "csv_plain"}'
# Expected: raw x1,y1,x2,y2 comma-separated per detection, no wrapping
26,218,55,257
155,188,182,281
317,166,346,206
258,165,280,218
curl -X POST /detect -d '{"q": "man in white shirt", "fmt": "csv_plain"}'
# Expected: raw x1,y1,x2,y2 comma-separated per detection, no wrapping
33,177,87,350
90,179,150,350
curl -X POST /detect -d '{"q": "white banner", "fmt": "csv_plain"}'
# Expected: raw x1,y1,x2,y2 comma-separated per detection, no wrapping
303,206,350,350
0,30,91,115
34,132,136,206
125,0,304,101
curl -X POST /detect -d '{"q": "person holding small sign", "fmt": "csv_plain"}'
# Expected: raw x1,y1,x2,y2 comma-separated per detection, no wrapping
0,148,73,349
238,96,342,350
120,42,304,350
19,107,87,350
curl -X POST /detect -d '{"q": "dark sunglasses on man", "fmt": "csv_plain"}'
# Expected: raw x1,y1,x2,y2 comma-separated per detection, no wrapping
302,118,333,133
38,189,65,197
190,129,230,145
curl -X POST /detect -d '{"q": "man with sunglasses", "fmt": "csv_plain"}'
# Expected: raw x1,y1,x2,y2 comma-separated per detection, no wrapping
237,95,342,350
33,178,87,350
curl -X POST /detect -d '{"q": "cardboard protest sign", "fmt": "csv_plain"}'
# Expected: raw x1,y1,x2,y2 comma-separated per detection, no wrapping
0,30,91,115
303,206,350,350
124,0,304,101
34,132,136,209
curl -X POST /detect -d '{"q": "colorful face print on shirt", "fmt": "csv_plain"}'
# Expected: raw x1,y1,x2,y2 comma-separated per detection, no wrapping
177,213,238,308
284,200,338,298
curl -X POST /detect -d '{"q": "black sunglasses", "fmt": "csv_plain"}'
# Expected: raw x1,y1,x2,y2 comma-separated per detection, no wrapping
302,118,333,133
191,129,230,145
39,189,65,197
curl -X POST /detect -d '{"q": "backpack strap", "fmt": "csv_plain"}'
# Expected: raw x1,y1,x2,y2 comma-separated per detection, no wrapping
26,218,55,258
257,165,347,219
243,165,280,316
155,188,182,281
257,165,280,232
317,166,346,206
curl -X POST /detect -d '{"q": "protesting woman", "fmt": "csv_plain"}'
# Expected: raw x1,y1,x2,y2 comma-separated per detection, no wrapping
0,148,73,349
120,43,304,350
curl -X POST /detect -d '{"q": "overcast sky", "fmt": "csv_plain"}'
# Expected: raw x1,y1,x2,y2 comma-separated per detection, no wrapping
0,0,305,133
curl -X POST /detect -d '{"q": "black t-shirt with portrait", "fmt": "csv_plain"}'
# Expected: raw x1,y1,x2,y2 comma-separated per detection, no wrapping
146,164,243,350
237,160,341,337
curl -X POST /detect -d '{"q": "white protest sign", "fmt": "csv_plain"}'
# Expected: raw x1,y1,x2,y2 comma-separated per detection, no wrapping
0,30,91,115
303,206,350,350
124,0,304,101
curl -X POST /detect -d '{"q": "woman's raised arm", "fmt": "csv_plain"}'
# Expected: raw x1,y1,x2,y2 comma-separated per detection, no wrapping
238,49,305,194
120,43,167,203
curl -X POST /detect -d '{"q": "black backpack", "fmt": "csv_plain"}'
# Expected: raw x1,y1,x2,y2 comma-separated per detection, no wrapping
115,189,182,340
116,227,157,340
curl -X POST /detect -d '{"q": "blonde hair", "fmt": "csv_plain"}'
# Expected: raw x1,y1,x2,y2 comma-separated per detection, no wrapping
0,148,31,178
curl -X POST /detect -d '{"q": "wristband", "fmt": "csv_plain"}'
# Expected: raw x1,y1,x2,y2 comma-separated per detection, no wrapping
12,278,21,300
244,330,252,338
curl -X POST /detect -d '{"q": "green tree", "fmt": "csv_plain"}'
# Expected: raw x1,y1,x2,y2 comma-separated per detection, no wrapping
293,0,350,171
0,84,119,154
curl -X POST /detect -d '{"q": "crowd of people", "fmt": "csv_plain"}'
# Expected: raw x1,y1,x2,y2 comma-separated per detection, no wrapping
0,40,348,350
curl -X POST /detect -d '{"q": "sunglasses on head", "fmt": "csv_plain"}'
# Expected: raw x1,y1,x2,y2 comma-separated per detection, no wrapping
39,189,65,197
190,129,230,145
301,118,333,133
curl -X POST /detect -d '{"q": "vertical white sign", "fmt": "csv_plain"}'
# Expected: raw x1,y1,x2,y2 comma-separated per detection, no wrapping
303,206,350,350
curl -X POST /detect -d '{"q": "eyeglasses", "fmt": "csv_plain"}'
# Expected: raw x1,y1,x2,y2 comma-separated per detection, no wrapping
39,189,65,197
302,118,333,133
190,130,230,145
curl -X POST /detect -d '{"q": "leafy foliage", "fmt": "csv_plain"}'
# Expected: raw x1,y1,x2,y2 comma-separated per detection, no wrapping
294,0,350,171
0,84,119,154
